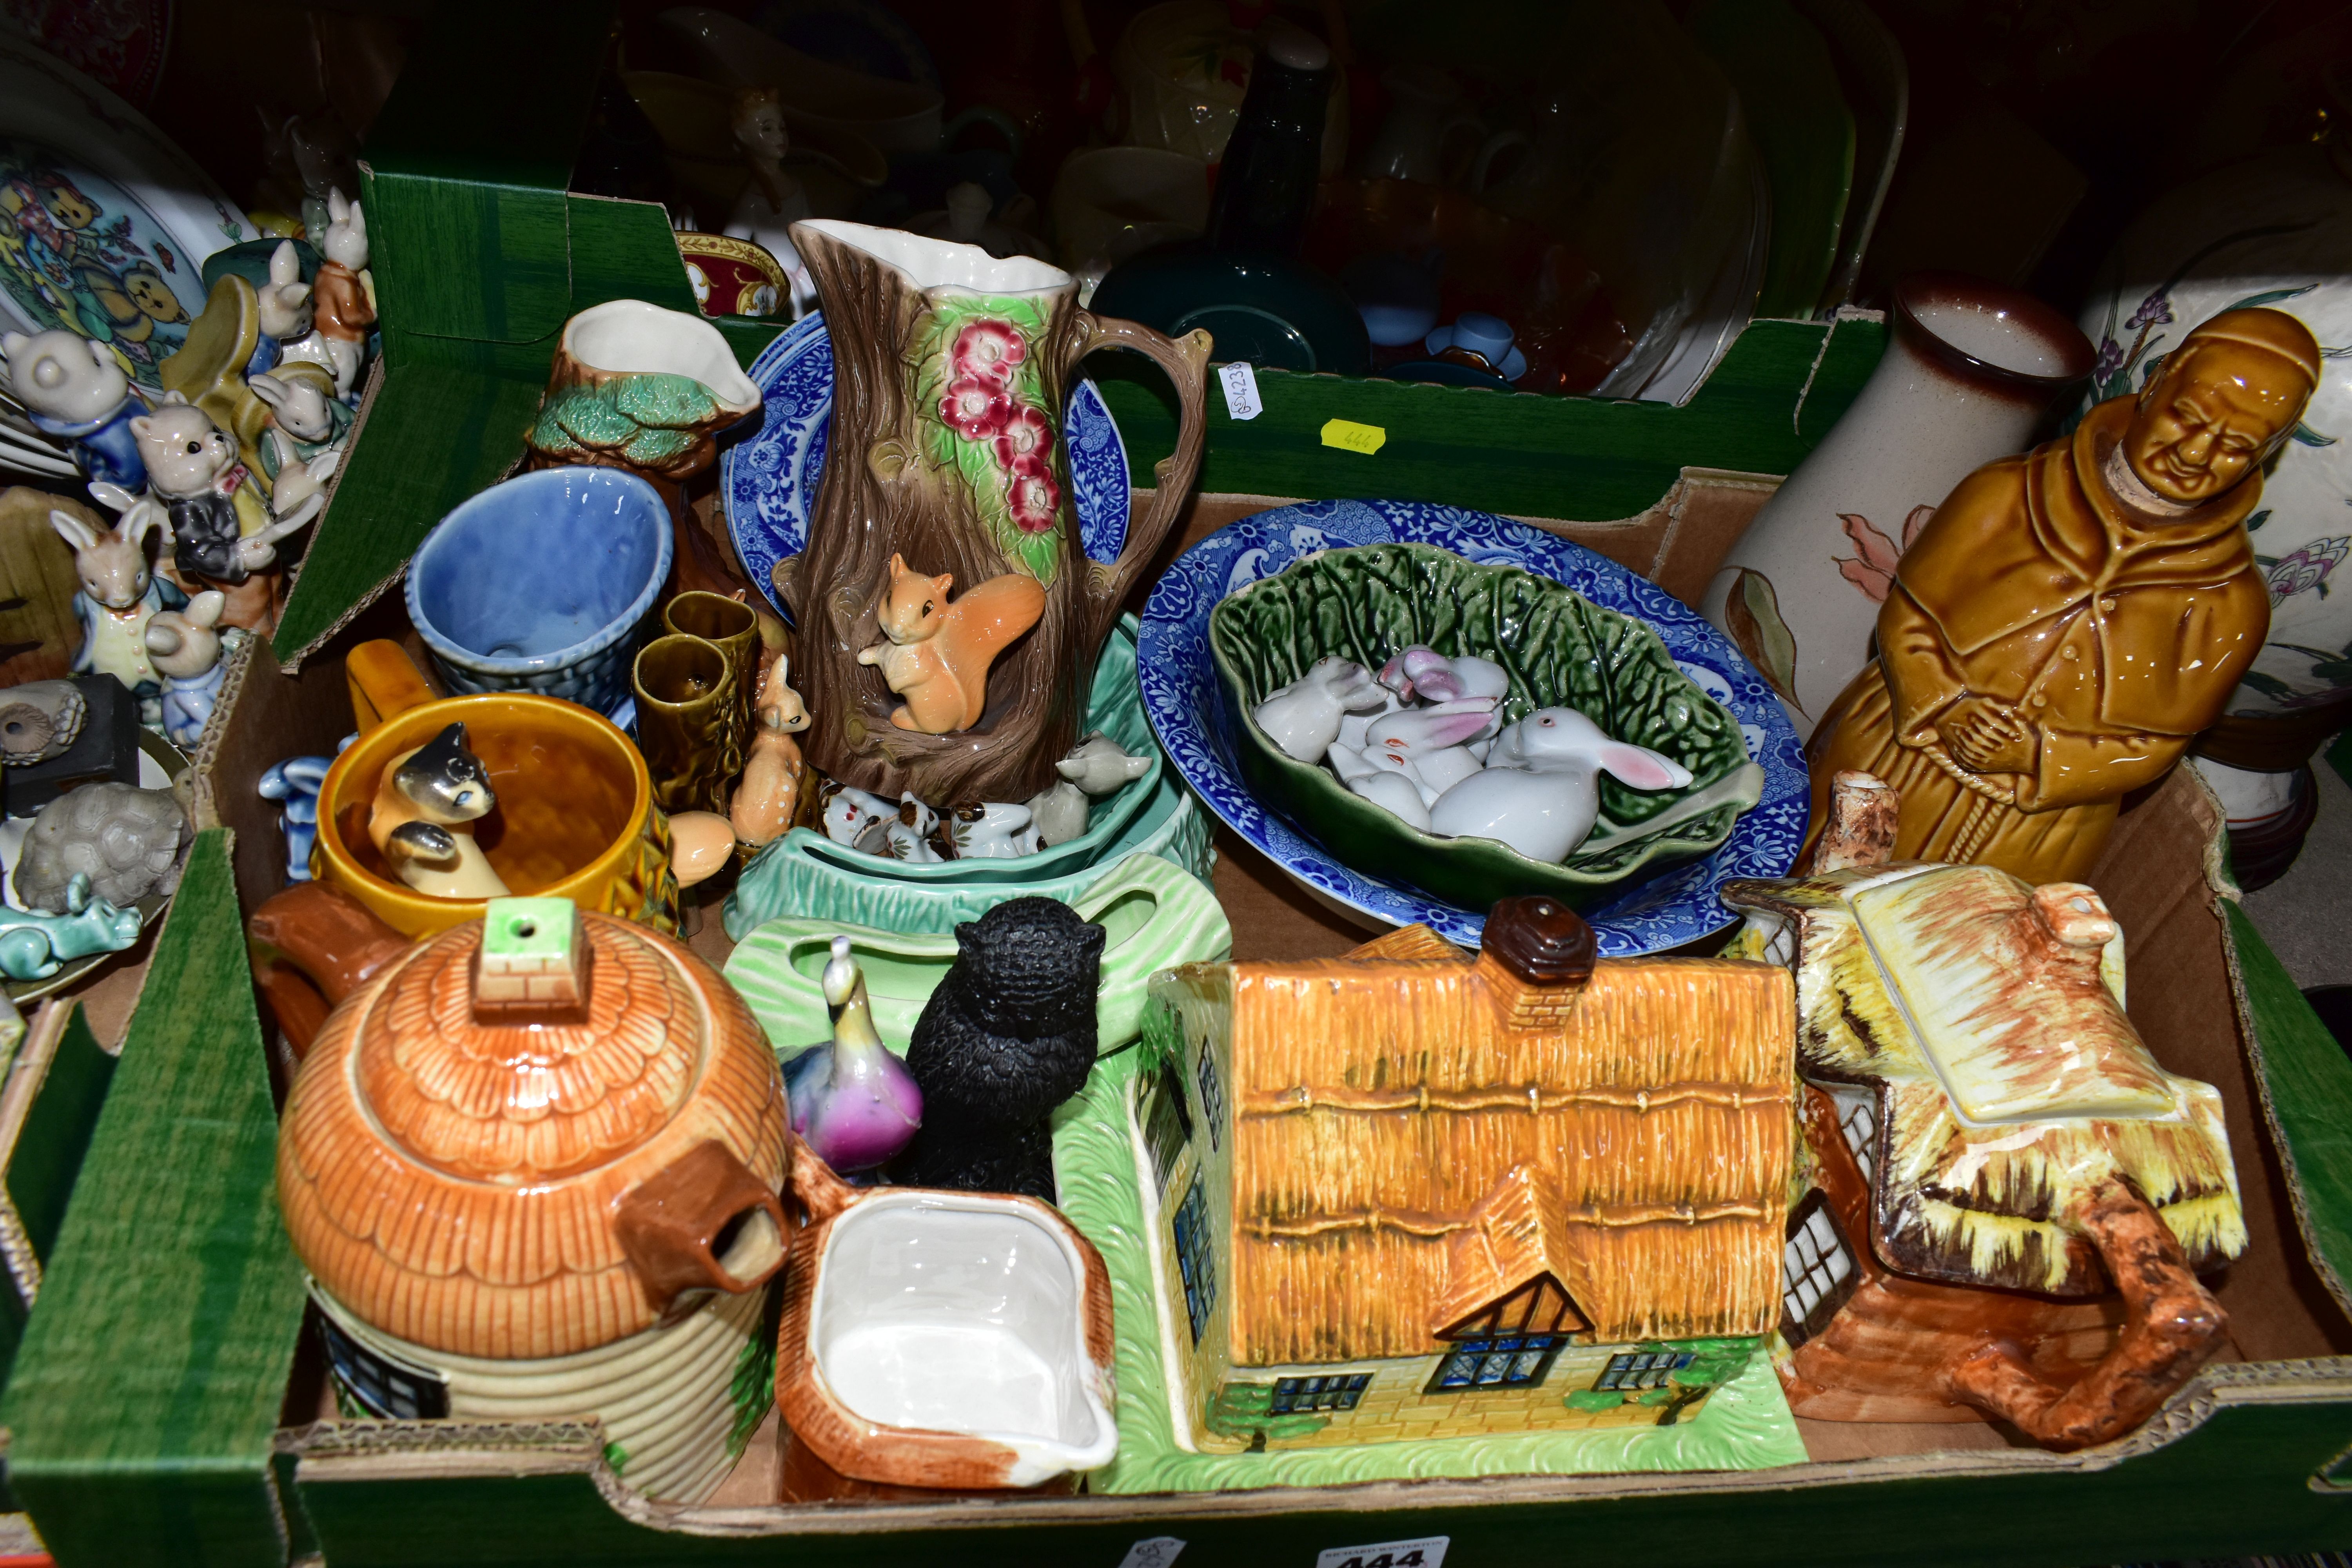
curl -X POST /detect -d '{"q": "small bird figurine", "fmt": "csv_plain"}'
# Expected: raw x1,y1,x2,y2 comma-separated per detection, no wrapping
779,936,924,1173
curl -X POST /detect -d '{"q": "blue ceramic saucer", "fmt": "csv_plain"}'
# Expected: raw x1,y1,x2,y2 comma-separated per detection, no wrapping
721,310,1131,622
1138,498,1807,953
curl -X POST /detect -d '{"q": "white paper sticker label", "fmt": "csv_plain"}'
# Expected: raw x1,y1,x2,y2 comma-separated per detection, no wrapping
1219,361,1263,421
1118,1538,1187,1568
1316,1538,1448,1568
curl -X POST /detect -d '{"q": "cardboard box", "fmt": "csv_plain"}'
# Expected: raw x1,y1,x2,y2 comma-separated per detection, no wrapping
5,479,2352,1568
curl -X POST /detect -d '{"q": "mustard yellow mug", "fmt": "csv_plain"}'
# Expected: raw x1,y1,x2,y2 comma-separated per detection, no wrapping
312,642,685,939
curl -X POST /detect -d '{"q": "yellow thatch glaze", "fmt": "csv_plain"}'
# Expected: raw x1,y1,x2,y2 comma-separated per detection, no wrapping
1156,947,1796,1367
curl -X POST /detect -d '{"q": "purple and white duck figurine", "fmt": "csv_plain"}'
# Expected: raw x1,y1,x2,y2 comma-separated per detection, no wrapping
779,936,924,1175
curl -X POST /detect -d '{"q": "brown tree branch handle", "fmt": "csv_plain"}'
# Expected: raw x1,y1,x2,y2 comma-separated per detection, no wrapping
788,1136,863,1225
1058,312,1213,630
1943,1177,2226,1449
613,1140,790,1317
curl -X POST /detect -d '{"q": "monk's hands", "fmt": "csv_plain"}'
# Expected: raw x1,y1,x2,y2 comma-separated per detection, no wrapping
1937,697,2036,775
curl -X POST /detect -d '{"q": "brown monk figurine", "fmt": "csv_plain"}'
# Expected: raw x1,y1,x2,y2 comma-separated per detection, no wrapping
1802,307,2322,884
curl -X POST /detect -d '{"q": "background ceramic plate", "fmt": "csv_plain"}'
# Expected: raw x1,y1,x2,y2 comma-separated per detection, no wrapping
722,309,1131,621
1140,499,1807,953
0,33,248,392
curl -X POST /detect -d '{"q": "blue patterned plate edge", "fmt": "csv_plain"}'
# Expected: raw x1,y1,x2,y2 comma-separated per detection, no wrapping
1138,498,1808,954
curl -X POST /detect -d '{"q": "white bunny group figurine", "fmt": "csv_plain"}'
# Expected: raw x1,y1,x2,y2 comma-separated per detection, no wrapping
1253,645,1692,864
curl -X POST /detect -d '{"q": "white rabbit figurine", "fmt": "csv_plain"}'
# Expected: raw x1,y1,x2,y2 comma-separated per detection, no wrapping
1,329,149,490
953,800,1043,860
313,189,376,401
1378,645,1511,705
51,498,180,723
1427,708,1692,864
1253,657,1389,762
143,590,229,749
249,371,350,492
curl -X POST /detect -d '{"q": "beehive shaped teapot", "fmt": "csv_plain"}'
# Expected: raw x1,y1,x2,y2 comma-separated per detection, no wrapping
277,895,792,1363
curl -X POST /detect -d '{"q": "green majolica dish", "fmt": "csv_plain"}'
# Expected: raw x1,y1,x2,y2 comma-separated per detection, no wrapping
724,853,1233,1055
1209,543,1762,915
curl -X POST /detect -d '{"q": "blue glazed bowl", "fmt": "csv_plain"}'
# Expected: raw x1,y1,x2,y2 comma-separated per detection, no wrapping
407,466,674,716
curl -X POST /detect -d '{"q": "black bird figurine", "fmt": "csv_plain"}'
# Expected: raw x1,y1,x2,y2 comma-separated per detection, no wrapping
893,897,1105,1201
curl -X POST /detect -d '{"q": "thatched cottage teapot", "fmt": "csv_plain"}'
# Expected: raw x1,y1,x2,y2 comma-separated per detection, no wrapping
275,894,791,1503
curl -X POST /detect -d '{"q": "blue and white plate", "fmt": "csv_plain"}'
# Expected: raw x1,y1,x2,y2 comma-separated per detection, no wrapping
721,310,1131,621
1138,499,1808,954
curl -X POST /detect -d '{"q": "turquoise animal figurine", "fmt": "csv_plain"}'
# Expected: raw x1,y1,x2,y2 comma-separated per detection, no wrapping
0,873,142,980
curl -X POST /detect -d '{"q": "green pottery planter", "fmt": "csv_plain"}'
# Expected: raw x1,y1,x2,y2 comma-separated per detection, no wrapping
721,617,1207,937
725,853,1233,1054
1210,543,1762,914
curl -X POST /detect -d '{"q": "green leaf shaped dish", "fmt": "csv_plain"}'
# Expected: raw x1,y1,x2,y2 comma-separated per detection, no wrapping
1209,543,1764,914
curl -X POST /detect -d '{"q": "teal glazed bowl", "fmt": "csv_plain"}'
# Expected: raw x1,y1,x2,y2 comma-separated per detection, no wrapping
721,617,1212,937
1209,542,1763,915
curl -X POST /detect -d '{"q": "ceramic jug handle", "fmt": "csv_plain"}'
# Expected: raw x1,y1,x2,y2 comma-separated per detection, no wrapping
346,640,442,734
1059,312,1213,637
1941,1177,2226,1450
788,1136,862,1225
613,1140,791,1316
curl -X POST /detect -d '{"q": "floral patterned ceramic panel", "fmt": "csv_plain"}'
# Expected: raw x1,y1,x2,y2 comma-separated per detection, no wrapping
1140,499,1806,953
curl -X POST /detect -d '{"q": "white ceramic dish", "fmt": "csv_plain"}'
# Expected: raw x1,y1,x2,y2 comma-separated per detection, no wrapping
0,32,249,394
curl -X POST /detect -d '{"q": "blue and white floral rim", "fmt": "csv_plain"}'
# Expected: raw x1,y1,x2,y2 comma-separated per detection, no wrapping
1138,499,1808,954
720,310,1131,622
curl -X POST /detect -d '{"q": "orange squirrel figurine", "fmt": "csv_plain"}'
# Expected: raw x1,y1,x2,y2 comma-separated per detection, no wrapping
856,553,1045,733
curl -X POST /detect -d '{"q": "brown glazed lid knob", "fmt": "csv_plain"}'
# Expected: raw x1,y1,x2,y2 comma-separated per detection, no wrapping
1483,897,1598,988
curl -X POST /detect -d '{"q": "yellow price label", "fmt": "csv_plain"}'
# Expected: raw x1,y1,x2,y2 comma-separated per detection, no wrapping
1319,418,1387,456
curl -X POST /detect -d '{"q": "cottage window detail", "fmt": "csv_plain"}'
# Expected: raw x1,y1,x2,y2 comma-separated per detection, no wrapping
1825,1083,1880,1187
1271,1373,1370,1414
319,1314,449,1420
1780,1192,1858,1347
1595,1350,1695,1392
1429,1335,1566,1391
1172,1170,1216,1344
1143,1060,1193,1195
1194,1039,1224,1152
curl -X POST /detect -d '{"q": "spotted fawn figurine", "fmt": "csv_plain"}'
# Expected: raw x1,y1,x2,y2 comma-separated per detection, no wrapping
730,652,809,851
857,554,1046,734
367,723,510,899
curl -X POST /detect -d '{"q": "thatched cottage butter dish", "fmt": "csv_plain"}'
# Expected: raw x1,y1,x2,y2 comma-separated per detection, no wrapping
1721,771,2245,1450
1128,896,1799,1458
1140,500,1805,953
777,1146,1119,1489
276,896,791,1502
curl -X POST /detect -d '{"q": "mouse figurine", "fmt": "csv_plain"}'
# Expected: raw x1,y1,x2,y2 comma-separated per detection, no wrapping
856,553,1046,734
1,329,150,490
891,897,1105,1201
367,722,510,899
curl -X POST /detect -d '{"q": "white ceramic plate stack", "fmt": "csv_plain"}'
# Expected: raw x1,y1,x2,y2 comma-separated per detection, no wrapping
0,31,249,479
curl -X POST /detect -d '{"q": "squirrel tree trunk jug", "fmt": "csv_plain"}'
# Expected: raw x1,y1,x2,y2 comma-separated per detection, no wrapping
784,218,1210,807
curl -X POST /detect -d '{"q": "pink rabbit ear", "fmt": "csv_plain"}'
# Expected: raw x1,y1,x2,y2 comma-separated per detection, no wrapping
1596,744,1692,791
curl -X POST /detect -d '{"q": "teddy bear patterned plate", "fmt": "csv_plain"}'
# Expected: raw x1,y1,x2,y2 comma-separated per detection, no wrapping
0,32,248,394
1139,499,1807,953
721,310,1131,622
